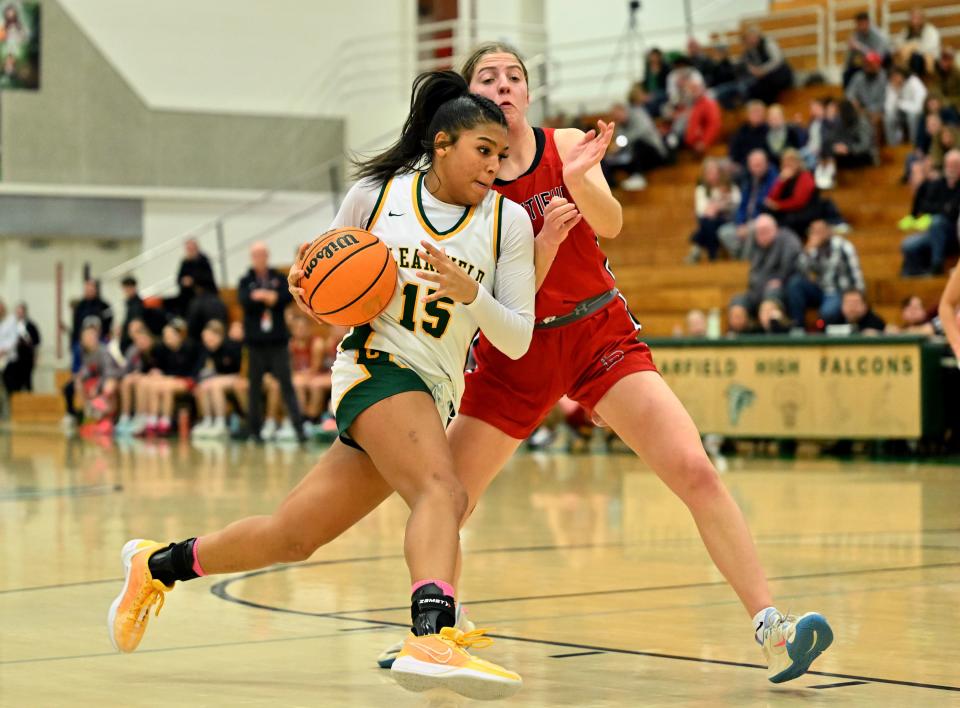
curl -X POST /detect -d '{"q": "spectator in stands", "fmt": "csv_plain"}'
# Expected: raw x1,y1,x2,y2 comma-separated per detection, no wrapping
137,318,198,437
70,317,122,434
818,99,876,189
719,149,778,260
684,309,708,337
687,39,714,82
682,74,722,156
726,297,756,336
839,289,887,333
741,25,793,105
933,47,960,113
765,103,805,164
0,299,16,419
885,66,928,145
239,241,304,443
119,276,145,353
664,56,703,120
929,120,960,174
729,100,770,166
785,219,864,327
641,47,670,117
844,11,891,87
886,295,936,335
706,39,741,108
70,279,112,350
894,7,940,77
801,97,830,169
115,320,158,436
738,213,802,313
688,157,740,263
185,275,228,343
191,319,243,439
601,99,667,191
173,238,217,317
901,148,960,276
845,52,887,134
757,297,792,334
288,315,331,430
763,148,844,238
5,302,40,393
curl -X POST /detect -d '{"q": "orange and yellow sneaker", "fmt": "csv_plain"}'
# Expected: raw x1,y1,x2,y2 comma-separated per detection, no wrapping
391,626,521,700
107,539,173,653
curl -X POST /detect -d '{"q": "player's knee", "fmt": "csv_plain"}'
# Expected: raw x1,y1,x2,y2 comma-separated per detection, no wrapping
267,518,323,563
676,454,722,505
426,471,469,519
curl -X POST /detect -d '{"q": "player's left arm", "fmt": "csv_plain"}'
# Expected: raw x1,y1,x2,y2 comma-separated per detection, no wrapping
554,122,623,239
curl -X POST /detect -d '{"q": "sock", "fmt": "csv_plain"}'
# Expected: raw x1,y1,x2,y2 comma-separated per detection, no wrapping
160,415,171,426
202,416,213,426
410,580,456,637
753,606,778,645
118,414,130,424
146,414,157,425
214,416,224,426
148,537,203,586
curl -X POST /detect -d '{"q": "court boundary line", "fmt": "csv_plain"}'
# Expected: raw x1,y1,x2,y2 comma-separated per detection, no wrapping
206,560,960,694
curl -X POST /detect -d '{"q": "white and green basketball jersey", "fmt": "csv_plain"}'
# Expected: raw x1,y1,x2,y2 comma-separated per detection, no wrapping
334,171,509,410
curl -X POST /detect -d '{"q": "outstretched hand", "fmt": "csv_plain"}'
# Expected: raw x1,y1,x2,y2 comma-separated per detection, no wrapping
562,120,615,183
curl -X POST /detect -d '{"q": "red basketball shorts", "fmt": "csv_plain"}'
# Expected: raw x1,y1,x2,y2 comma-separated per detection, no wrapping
459,298,658,439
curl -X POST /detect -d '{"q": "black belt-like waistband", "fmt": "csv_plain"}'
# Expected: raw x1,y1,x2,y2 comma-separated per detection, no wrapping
535,289,619,330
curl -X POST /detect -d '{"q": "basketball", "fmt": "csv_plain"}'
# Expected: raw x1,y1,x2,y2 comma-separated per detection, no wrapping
298,227,398,326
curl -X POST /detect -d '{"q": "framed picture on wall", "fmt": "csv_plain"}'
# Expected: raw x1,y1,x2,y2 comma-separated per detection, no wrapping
0,1,39,90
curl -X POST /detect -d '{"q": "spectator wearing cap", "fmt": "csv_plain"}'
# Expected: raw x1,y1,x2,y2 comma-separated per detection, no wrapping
885,66,928,145
844,11,890,87
741,25,793,105
846,52,887,137
785,219,864,327
894,8,941,77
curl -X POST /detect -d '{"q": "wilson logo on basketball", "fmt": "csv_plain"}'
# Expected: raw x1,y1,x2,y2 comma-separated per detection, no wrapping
303,234,361,278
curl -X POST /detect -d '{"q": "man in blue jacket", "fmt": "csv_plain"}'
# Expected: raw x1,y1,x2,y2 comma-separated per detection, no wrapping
719,149,779,260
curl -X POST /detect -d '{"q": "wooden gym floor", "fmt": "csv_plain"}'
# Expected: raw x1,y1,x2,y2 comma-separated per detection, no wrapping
1,428,958,706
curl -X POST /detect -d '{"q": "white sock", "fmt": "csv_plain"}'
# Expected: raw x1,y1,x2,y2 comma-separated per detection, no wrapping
753,606,778,645
202,416,213,426
214,416,225,427
146,414,157,425
160,415,171,426
118,414,131,424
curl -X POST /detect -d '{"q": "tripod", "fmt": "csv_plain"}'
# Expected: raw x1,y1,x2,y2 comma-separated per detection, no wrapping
601,1,646,94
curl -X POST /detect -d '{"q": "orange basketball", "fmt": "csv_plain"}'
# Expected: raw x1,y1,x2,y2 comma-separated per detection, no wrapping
298,227,398,326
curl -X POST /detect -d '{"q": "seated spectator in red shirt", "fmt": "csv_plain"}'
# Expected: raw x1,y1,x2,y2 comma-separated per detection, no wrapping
683,75,722,155
763,149,820,237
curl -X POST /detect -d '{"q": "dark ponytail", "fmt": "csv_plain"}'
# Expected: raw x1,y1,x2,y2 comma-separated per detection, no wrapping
354,70,506,183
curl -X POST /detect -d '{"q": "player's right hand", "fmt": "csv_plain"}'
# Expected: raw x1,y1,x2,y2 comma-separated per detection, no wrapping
288,242,326,325
539,197,582,248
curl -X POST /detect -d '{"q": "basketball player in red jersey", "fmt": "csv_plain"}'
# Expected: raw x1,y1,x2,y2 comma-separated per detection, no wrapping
387,43,832,684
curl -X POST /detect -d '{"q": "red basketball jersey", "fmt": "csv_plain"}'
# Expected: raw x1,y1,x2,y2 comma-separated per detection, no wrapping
492,127,617,319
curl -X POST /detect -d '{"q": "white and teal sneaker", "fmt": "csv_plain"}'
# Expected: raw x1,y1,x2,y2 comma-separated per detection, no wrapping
759,609,833,683
377,604,475,669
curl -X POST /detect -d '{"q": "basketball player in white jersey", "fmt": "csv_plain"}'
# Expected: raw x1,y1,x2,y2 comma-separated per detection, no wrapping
105,70,572,701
